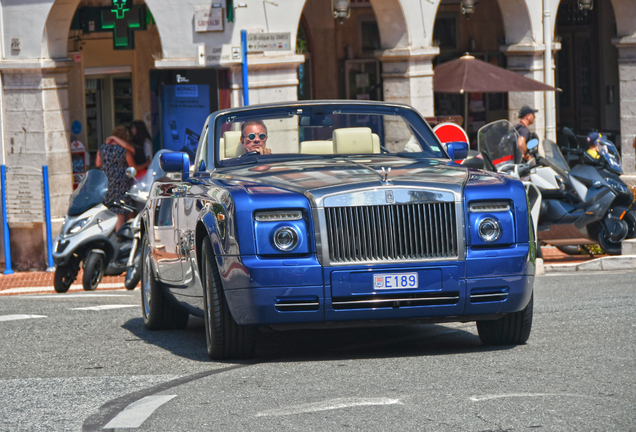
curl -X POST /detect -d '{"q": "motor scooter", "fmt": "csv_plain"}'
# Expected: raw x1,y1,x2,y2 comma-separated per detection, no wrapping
478,120,636,255
122,150,168,290
52,170,136,292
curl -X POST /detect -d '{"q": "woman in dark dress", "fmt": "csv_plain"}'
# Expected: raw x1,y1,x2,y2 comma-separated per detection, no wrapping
130,120,152,179
95,125,136,231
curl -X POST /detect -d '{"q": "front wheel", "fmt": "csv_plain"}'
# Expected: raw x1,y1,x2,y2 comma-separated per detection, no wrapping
477,294,533,345
54,259,79,293
141,235,189,330
124,250,141,290
201,236,256,360
82,252,104,291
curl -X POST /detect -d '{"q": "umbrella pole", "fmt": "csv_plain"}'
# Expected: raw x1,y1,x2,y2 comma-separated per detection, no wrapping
464,92,468,132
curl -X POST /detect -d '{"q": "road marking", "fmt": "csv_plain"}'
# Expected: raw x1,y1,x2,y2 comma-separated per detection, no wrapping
0,314,47,322
25,294,133,299
255,397,402,417
470,393,598,402
0,283,126,295
103,395,176,429
71,305,137,311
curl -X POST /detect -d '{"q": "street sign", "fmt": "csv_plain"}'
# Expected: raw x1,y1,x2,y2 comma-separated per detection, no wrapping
246,32,291,52
198,44,242,66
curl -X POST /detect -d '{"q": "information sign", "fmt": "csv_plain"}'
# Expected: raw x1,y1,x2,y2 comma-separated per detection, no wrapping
246,32,292,52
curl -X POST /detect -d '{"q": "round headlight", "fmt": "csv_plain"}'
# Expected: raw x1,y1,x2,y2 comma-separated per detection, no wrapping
273,227,299,251
478,218,501,243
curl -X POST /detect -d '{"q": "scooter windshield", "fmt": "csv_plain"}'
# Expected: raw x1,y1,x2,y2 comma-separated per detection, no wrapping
597,139,623,174
129,150,169,197
68,169,109,216
477,120,520,168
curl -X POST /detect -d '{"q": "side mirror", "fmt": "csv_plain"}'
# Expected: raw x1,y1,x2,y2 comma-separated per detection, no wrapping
159,152,190,181
446,141,469,161
527,138,540,151
125,167,137,179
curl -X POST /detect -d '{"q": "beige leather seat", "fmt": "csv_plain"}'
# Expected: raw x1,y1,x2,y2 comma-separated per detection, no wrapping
299,140,334,155
332,127,374,154
220,131,242,159
371,133,381,153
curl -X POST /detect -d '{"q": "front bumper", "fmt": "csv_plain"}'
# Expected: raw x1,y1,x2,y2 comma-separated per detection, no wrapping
223,244,535,326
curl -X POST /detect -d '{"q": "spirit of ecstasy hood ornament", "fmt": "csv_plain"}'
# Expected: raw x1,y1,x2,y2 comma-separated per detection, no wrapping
381,167,391,184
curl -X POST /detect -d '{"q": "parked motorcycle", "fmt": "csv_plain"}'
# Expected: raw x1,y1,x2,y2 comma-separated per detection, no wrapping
52,170,136,293
478,120,636,255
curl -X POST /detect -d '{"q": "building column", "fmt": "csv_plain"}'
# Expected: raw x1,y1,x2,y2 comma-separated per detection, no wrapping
500,43,549,142
0,62,73,270
376,47,439,117
229,53,305,107
613,36,636,178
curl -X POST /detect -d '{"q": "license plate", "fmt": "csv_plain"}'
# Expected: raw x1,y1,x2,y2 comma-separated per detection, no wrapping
373,272,418,289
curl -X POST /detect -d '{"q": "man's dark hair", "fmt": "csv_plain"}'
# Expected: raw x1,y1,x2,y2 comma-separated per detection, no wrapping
240,120,268,138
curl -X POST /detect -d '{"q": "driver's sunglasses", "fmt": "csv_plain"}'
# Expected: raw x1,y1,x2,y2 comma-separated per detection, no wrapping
245,132,267,141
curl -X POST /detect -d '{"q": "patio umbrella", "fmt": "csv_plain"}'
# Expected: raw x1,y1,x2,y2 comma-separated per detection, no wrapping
434,54,560,130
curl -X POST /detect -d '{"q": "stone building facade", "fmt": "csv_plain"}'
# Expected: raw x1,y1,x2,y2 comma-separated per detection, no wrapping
0,0,635,269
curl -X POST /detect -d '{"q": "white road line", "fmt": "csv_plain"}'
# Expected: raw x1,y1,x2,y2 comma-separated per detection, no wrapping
470,393,597,402
28,294,133,299
103,395,176,429
0,283,125,295
71,305,137,311
0,314,47,322
255,397,402,417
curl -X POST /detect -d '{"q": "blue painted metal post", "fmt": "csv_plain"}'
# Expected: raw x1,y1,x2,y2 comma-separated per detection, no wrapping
241,29,249,106
42,165,55,271
1,165,13,274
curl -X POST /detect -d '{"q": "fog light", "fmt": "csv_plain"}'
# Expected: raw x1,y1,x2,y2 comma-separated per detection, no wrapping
273,227,298,251
478,218,501,243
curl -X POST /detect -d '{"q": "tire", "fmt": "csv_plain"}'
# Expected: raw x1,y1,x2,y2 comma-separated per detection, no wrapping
596,206,636,256
477,294,533,345
124,250,141,290
556,245,583,255
201,236,256,360
54,260,79,293
82,252,104,291
141,235,189,330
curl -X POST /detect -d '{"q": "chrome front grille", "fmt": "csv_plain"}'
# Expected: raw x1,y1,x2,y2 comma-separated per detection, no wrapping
325,202,458,263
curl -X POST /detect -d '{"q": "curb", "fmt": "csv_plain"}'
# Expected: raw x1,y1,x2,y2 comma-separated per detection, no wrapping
543,255,636,273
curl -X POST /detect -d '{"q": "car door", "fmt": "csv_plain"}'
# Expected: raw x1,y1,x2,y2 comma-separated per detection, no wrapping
152,196,183,282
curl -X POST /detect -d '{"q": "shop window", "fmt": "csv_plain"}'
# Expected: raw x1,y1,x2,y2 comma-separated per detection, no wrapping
433,15,458,50
359,16,380,54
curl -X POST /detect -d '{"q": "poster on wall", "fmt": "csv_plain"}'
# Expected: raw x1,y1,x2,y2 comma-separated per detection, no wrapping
161,84,210,159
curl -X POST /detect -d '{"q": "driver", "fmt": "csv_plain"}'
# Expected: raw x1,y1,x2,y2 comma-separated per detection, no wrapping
240,120,271,155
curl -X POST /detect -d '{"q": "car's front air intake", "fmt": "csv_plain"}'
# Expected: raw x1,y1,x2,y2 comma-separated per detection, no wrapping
325,203,458,263
332,291,460,310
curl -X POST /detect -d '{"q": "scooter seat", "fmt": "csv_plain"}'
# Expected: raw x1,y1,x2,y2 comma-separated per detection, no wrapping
116,224,133,239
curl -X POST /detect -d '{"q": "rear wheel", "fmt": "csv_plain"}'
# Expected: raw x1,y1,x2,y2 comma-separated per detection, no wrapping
477,294,533,345
596,206,635,255
141,235,189,330
201,236,255,360
82,252,104,291
556,245,583,255
54,259,79,293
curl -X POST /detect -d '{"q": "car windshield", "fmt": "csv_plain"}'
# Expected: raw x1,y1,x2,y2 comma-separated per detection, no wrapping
202,103,446,168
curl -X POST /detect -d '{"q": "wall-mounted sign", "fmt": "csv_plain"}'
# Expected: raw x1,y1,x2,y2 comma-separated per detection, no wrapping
197,44,242,66
246,32,291,52
195,8,224,32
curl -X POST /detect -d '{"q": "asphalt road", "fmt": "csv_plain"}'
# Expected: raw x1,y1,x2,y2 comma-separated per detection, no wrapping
0,270,634,431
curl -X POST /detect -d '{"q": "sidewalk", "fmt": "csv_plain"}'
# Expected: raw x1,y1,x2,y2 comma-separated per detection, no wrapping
0,269,130,296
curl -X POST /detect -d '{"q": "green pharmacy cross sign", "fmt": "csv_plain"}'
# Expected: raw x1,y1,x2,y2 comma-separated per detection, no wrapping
102,0,146,50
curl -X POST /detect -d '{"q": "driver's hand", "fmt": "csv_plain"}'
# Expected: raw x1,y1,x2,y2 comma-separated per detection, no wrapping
258,147,272,155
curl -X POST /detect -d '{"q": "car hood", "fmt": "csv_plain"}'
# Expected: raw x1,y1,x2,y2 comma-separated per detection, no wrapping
215,156,469,203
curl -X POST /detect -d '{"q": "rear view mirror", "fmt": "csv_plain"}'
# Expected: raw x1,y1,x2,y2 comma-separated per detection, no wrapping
527,138,539,150
299,115,334,128
125,167,137,179
445,141,469,160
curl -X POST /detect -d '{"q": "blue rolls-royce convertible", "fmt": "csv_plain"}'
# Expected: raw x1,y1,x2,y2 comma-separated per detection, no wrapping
141,100,535,359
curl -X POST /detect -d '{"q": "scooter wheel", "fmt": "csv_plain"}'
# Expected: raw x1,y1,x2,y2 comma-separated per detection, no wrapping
54,262,79,293
83,253,104,291
124,251,141,290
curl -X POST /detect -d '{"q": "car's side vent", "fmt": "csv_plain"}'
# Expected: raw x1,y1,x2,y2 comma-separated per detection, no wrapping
332,291,460,310
275,297,320,312
470,288,509,303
